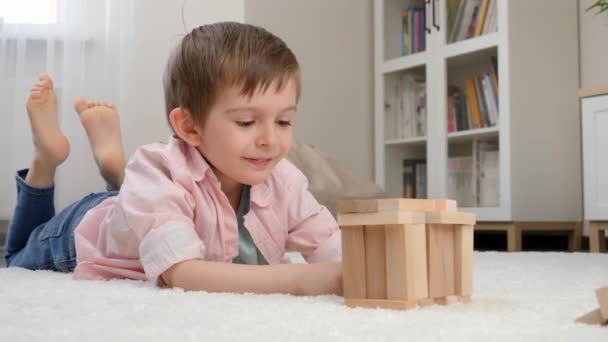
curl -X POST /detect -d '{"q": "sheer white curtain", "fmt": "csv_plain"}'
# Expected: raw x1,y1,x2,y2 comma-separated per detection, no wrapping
0,0,134,218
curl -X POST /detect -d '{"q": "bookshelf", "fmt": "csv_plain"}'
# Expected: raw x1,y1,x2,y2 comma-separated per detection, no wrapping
579,88,608,252
374,0,581,222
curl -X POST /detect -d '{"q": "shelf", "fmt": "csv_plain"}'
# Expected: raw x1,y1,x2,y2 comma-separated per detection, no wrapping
382,51,427,74
385,136,427,146
458,206,509,222
447,126,498,142
443,33,498,60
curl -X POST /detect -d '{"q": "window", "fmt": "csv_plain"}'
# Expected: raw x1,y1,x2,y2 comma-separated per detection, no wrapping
0,0,57,25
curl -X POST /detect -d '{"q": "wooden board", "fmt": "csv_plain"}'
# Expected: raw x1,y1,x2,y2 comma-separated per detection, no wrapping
338,211,426,227
455,225,474,296
341,226,366,299
364,226,386,299
336,198,457,214
384,224,428,301
427,224,455,298
345,298,418,311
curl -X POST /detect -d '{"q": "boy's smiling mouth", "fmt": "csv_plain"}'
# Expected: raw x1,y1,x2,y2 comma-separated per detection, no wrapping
244,157,273,169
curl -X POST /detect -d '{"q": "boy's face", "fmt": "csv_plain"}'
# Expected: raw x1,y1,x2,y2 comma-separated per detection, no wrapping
197,77,297,188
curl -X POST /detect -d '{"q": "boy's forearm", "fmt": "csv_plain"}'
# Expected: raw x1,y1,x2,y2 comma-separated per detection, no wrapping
161,259,308,295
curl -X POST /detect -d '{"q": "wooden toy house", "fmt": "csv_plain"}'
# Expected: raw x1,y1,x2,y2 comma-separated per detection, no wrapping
336,198,476,310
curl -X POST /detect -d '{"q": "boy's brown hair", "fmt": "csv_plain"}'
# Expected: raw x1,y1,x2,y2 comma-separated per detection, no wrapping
163,22,301,129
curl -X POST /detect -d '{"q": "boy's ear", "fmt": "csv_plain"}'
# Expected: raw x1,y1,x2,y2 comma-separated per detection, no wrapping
169,107,203,146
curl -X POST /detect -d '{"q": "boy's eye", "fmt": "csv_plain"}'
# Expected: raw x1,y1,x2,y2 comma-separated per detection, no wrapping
236,121,254,127
277,120,293,127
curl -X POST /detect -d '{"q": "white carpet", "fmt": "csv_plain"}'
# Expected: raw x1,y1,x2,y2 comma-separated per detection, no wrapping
1,252,607,341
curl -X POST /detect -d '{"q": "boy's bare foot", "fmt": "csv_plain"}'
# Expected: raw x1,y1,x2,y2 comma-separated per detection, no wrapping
74,98,126,190
25,74,70,188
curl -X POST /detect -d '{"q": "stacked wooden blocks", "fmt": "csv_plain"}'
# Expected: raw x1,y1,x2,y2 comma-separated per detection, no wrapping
336,198,476,310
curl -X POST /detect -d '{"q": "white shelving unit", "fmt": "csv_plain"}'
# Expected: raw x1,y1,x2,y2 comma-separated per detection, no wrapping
580,88,608,221
374,0,581,222
580,87,608,252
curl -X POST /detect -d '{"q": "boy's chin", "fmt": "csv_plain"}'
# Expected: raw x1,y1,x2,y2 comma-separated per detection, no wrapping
239,173,271,186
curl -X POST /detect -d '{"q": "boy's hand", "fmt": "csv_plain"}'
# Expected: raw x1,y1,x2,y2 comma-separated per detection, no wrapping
299,262,343,296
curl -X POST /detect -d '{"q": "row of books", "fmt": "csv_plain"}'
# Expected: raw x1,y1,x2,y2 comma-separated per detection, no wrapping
401,7,426,56
448,141,498,207
385,73,426,141
447,0,498,43
447,61,498,132
402,159,427,199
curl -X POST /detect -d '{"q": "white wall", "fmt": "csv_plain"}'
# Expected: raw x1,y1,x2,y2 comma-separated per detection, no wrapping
579,0,608,88
120,0,245,159
244,0,374,181
55,0,245,210
0,0,244,217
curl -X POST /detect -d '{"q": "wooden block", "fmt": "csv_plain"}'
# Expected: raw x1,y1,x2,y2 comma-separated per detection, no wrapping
454,225,474,297
435,295,459,305
337,211,426,227
345,298,418,311
433,199,457,212
427,224,455,298
575,308,608,325
336,198,456,214
417,298,435,307
364,225,386,299
336,199,388,214
385,224,428,301
341,226,366,299
425,212,476,225
458,296,472,304
596,287,608,320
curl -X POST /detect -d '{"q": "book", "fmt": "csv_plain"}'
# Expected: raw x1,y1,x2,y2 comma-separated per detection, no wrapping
447,0,462,38
475,75,491,127
448,156,475,207
464,79,483,129
467,5,480,39
447,93,456,133
403,159,426,198
482,72,498,126
475,0,490,36
479,149,499,206
475,141,499,206
457,0,481,42
402,10,409,56
449,0,467,42
483,0,497,34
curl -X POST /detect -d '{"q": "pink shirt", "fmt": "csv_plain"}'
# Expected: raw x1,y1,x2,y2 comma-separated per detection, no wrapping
72,137,342,284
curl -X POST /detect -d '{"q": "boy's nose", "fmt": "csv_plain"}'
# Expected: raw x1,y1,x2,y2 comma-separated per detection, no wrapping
256,124,276,147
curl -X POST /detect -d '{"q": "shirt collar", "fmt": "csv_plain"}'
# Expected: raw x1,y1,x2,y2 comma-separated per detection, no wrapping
171,136,273,208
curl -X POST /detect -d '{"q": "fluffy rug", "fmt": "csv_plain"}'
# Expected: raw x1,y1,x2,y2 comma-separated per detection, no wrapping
1,252,607,341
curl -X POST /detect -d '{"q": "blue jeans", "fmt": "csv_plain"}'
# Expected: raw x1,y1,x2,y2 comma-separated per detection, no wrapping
4,169,117,272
